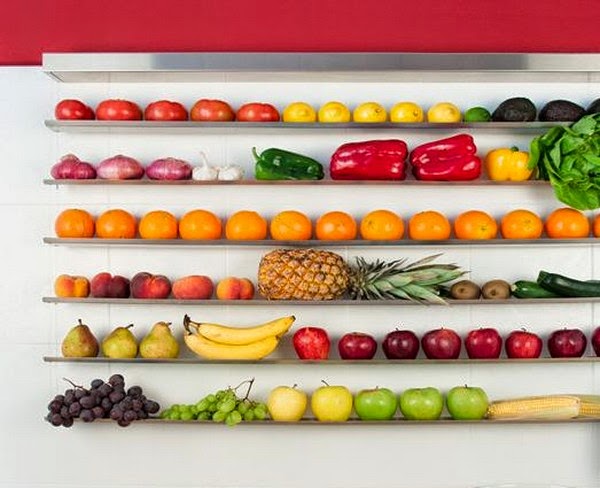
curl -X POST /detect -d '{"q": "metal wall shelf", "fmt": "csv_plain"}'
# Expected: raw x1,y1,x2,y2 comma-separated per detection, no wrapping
42,52,600,83
45,120,570,133
42,297,600,306
43,356,600,365
42,237,598,248
43,178,549,187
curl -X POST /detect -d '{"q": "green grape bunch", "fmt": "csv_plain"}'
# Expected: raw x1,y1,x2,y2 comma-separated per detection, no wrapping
159,378,268,426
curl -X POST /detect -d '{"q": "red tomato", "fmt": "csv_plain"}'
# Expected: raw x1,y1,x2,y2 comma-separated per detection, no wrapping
236,103,280,122
144,100,188,121
55,99,95,120
190,99,235,121
96,99,143,121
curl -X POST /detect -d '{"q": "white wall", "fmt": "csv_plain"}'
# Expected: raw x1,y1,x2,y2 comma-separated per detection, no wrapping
1,66,599,488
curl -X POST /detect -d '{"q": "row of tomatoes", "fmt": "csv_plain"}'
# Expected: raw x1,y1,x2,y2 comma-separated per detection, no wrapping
54,207,600,241
55,99,278,122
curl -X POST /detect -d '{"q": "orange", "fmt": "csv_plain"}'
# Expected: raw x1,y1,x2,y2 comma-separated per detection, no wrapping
179,209,222,240
95,209,137,238
408,211,451,240
359,209,404,240
594,214,600,238
225,210,268,240
138,210,178,239
453,210,498,240
315,211,357,240
55,208,95,238
270,210,312,240
500,209,543,239
545,207,590,238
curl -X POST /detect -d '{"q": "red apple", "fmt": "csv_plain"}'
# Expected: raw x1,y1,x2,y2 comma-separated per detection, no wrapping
548,328,587,358
338,332,377,360
592,327,600,356
465,327,503,359
505,329,543,359
421,328,461,360
90,272,130,298
382,329,419,359
130,272,171,299
292,327,330,360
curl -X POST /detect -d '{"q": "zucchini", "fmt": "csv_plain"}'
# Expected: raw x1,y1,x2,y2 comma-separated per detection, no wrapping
537,271,600,297
511,280,559,299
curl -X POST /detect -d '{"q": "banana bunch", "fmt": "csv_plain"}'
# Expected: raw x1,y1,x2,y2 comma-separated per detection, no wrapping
183,314,295,360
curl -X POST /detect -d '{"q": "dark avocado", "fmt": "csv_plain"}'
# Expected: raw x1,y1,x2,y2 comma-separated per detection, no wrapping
539,100,586,122
587,98,600,114
491,97,537,122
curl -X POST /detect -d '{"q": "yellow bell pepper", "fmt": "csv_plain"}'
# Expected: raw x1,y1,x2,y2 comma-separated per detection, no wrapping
485,147,532,181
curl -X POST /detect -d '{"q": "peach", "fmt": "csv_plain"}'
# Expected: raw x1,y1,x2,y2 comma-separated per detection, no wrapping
54,274,90,298
91,272,130,298
130,272,171,299
172,275,214,299
216,277,255,300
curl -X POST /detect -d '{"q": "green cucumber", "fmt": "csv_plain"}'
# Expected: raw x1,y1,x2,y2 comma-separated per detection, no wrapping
511,280,559,299
537,271,600,297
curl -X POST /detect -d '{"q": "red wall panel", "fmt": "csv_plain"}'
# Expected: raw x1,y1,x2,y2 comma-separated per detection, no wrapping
1,0,599,65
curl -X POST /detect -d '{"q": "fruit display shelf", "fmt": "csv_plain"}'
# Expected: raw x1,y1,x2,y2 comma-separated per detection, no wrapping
42,237,596,248
44,120,571,134
84,417,600,426
42,178,549,187
42,296,600,306
42,356,600,365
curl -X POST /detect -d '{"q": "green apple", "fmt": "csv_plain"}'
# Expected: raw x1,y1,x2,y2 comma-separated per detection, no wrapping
446,385,489,420
354,387,397,420
310,384,353,422
399,387,444,420
267,385,308,422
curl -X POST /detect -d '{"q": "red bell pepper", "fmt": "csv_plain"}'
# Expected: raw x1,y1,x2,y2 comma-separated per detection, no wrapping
329,139,407,180
410,134,482,181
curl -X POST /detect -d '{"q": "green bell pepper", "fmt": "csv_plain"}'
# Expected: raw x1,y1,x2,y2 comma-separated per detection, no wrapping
253,147,324,180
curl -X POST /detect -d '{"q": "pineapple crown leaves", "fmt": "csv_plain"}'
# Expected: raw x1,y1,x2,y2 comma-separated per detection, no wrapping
349,254,467,304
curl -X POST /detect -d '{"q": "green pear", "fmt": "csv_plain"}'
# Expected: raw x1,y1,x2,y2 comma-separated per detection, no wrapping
139,321,179,359
61,319,99,358
101,324,138,358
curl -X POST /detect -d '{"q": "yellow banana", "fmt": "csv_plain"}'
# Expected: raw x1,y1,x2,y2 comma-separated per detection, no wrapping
183,331,279,360
183,314,295,345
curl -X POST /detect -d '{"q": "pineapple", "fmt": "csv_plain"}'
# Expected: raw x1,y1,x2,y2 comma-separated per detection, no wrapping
258,249,466,304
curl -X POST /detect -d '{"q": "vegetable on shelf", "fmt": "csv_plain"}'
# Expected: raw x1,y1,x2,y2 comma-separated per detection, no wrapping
529,113,600,210
96,155,145,180
146,158,192,180
486,395,581,420
50,154,96,180
537,271,600,297
409,134,482,181
511,280,559,299
329,139,407,180
485,147,532,181
253,147,324,180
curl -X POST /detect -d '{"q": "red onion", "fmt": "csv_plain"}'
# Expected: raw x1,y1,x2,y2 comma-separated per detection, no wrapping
97,155,145,180
50,154,97,179
146,157,192,180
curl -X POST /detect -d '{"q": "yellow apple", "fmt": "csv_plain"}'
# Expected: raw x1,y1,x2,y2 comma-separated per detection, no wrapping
267,385,308,422
310,384,353,422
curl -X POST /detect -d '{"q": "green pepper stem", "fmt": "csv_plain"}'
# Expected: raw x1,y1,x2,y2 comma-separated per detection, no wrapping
251,147,261,162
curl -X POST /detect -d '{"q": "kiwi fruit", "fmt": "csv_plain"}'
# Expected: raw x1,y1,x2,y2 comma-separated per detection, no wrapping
481,279,511,299
450,280,481,300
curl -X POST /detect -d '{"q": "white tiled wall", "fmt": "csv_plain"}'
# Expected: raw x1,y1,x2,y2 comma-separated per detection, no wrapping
1,66,599,488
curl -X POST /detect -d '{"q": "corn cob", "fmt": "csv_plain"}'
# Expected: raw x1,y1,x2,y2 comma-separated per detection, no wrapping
486,395,580,420
572,395,600,418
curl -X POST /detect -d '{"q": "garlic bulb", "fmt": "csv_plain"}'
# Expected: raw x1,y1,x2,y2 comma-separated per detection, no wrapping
217,165,245,181
191,152,219,181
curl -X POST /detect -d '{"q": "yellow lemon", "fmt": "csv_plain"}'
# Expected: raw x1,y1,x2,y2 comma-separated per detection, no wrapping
283,102,317,123
353,102,387,123
427,102,462,123
318,101,351,123
390,102,424,123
